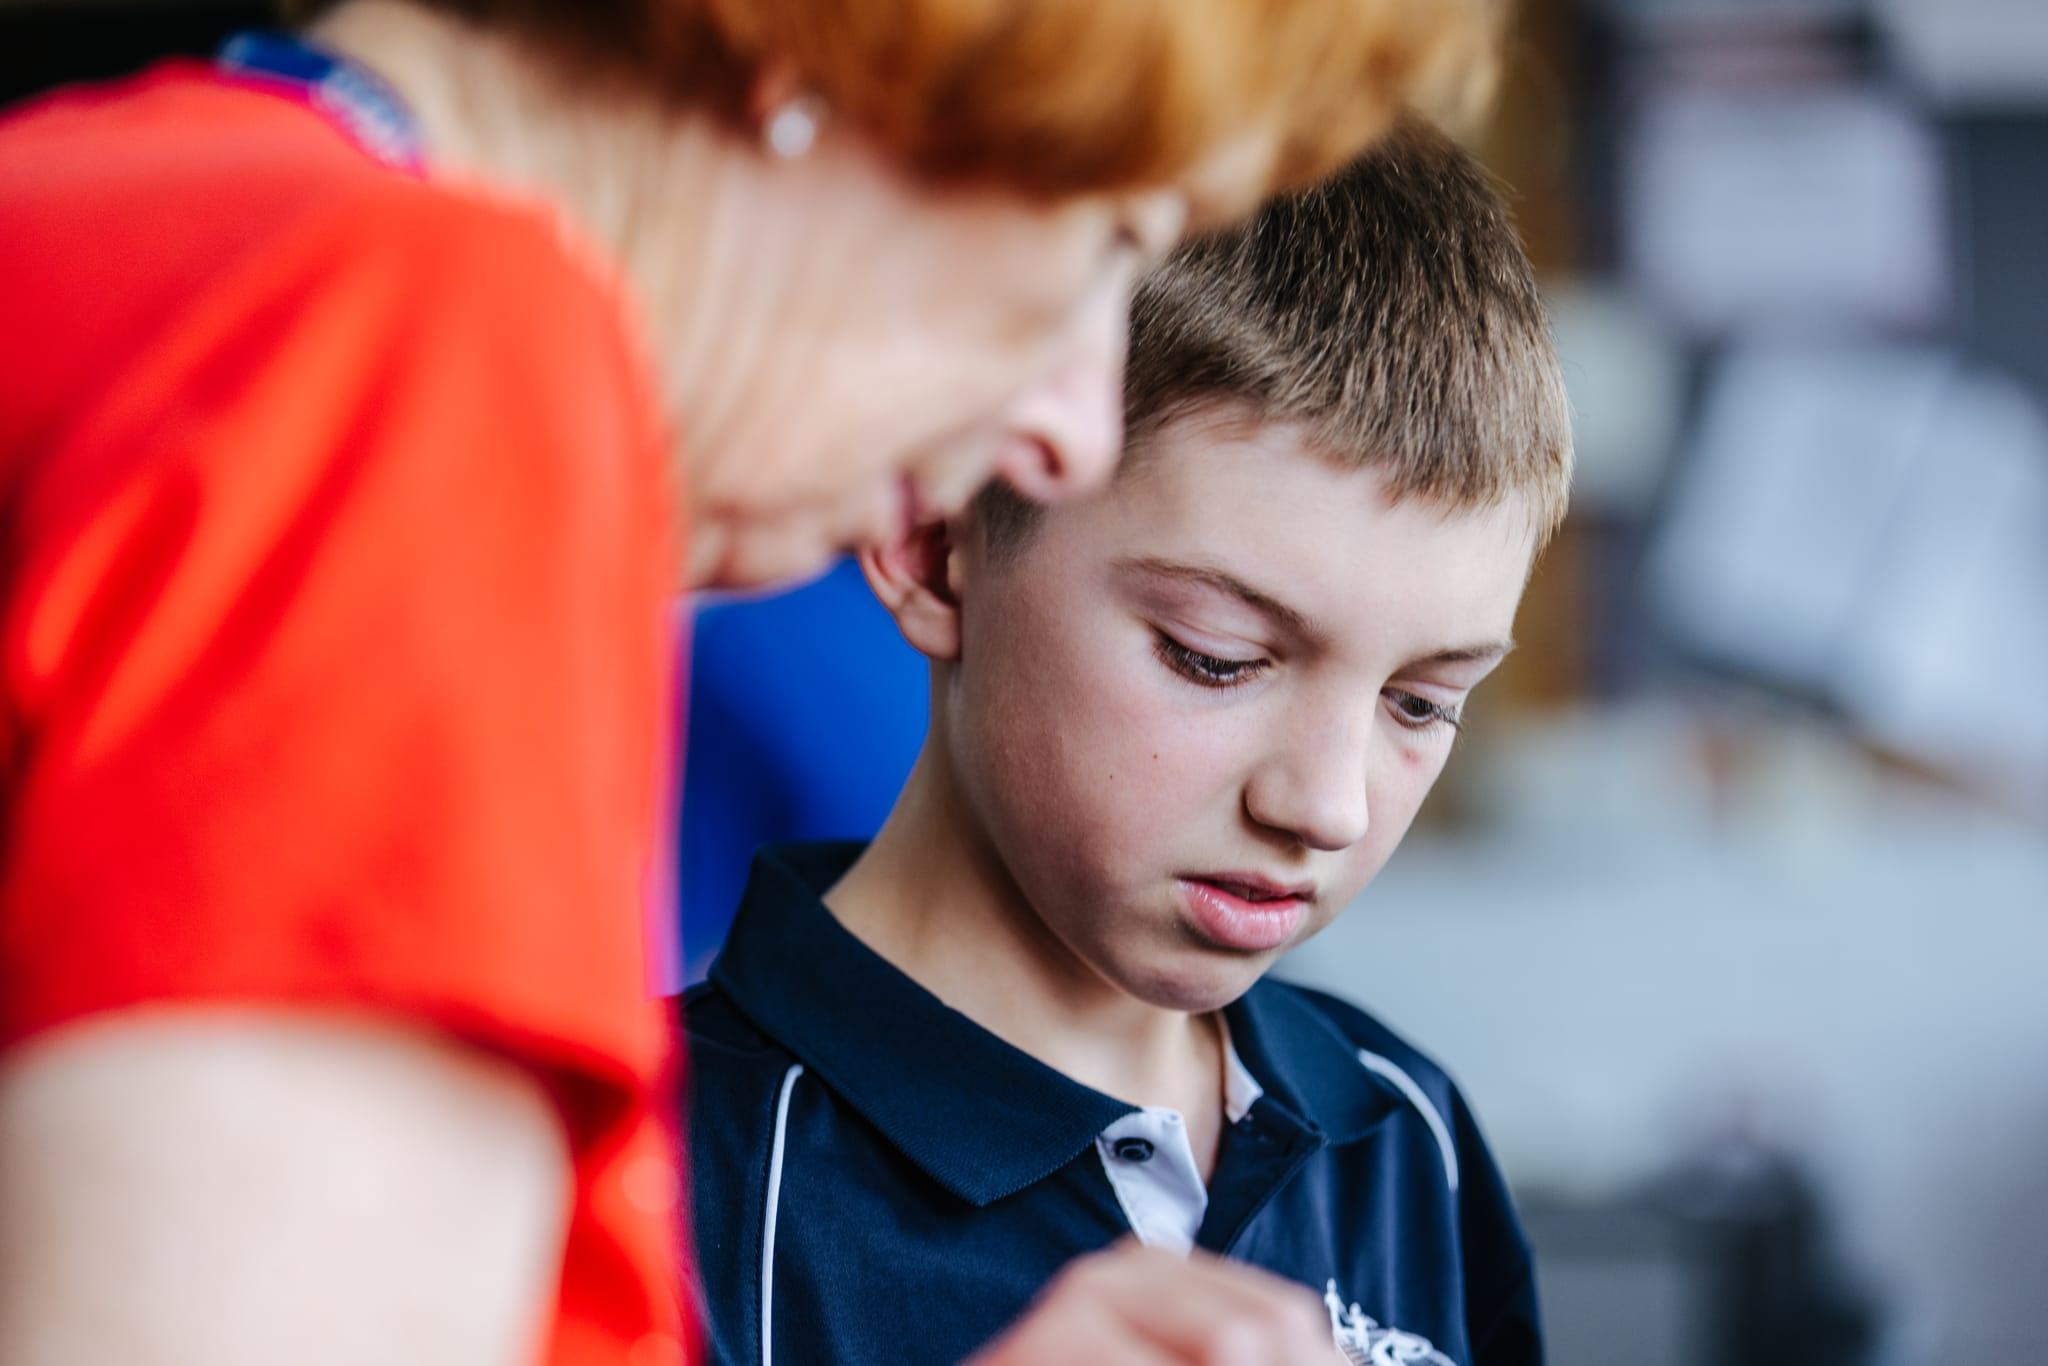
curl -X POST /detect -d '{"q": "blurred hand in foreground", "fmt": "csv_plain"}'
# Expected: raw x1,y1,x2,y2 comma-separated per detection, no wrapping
969,1242,1338,1366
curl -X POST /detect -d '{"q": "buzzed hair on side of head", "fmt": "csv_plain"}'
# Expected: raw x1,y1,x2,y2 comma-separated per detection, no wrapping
978,114,1572,555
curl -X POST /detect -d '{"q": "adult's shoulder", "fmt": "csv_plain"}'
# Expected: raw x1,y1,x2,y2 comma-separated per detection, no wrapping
3,63,617,295
1,64,628,326
3,76,656,507
287,178,640,367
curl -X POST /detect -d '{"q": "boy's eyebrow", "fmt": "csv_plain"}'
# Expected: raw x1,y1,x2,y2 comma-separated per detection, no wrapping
1113,556,1319,639
1410,639,1517,667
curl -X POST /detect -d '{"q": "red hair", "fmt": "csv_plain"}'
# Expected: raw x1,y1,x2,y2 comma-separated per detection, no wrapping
394,0,1500,217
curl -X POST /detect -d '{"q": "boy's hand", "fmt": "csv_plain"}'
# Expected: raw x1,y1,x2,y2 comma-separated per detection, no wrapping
967,1243,1339,1365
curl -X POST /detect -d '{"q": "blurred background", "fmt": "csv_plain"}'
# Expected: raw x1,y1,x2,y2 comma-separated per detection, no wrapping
9,2,2045,1362
1290,5,2048,1364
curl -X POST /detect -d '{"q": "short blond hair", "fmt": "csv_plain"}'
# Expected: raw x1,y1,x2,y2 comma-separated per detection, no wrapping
982,116,1573,550
1135,116,1570,528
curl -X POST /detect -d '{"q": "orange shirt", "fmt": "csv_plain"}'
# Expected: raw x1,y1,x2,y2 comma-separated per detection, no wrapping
0,64,686,1364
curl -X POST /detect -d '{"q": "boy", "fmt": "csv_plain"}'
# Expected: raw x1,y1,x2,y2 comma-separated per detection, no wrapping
683,117,1572,1366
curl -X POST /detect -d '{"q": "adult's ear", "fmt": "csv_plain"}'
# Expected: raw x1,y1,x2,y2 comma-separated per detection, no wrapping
859,516,966,661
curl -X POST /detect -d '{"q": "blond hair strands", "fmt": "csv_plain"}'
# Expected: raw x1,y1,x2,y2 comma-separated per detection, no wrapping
980,116,1573,553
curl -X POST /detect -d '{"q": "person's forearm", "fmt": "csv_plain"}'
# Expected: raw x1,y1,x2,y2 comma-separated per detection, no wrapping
0,1009,568,1366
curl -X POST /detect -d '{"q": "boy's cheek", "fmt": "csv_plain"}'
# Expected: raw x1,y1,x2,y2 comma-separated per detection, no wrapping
1337,769,1440,894
966,607,1254,873
1028,645,1227,793
965,686,1169,873
1020,717,1238,908
1049,719,1216,866
1088,707,1244,844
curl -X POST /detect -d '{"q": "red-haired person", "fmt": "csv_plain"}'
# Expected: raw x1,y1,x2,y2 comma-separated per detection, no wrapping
0,2,1495,1363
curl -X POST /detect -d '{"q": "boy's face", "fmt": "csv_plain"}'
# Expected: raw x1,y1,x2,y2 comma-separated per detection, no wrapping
943,410,1538,1012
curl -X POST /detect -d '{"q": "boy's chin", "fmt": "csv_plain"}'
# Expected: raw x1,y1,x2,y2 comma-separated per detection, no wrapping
1110,952,1268,1016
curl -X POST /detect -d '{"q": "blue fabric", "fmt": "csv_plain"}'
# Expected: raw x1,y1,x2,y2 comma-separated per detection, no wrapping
216,30,423,167
680,842,1544,1366
677,559,927,981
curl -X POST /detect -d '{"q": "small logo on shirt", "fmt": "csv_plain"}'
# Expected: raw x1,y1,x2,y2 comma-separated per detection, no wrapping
1324,1281,1458,1366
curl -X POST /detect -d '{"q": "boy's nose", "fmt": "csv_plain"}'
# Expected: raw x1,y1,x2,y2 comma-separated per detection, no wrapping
1242,728,1373,853
992,284,1127,504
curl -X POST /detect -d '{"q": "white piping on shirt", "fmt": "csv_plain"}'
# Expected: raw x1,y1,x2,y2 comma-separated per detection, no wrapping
1218,1015,1265,1123
761,1063,805,1366
1355,1048,1459,1193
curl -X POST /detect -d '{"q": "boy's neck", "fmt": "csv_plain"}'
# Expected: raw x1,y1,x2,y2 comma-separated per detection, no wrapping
827,747,1225,1128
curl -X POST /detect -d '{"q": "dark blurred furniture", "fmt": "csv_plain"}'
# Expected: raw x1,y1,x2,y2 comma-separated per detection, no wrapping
1,4,268,110
1524,1142,1883,1366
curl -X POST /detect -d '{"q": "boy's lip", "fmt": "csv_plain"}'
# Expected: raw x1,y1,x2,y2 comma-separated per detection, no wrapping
1176,874,1314,953
1186,871,1318,904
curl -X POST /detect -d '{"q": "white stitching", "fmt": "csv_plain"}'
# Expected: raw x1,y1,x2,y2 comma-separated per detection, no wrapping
1355,1049,1459,1193
761,1063,805,1366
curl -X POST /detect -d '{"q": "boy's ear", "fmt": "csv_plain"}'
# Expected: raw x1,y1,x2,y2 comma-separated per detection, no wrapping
859,516,966,661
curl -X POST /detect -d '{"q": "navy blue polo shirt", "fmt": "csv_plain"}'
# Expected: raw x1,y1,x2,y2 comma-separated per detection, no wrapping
681,843,1542,1366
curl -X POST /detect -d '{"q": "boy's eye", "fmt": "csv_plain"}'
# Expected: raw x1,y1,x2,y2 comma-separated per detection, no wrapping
1384,688,1464,734
1153,631,1268,690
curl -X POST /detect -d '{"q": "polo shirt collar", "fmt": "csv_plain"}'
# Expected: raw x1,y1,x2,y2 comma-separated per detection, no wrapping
1228,978,1408,1144
711,843,1133,1206
710,843,1408,1206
